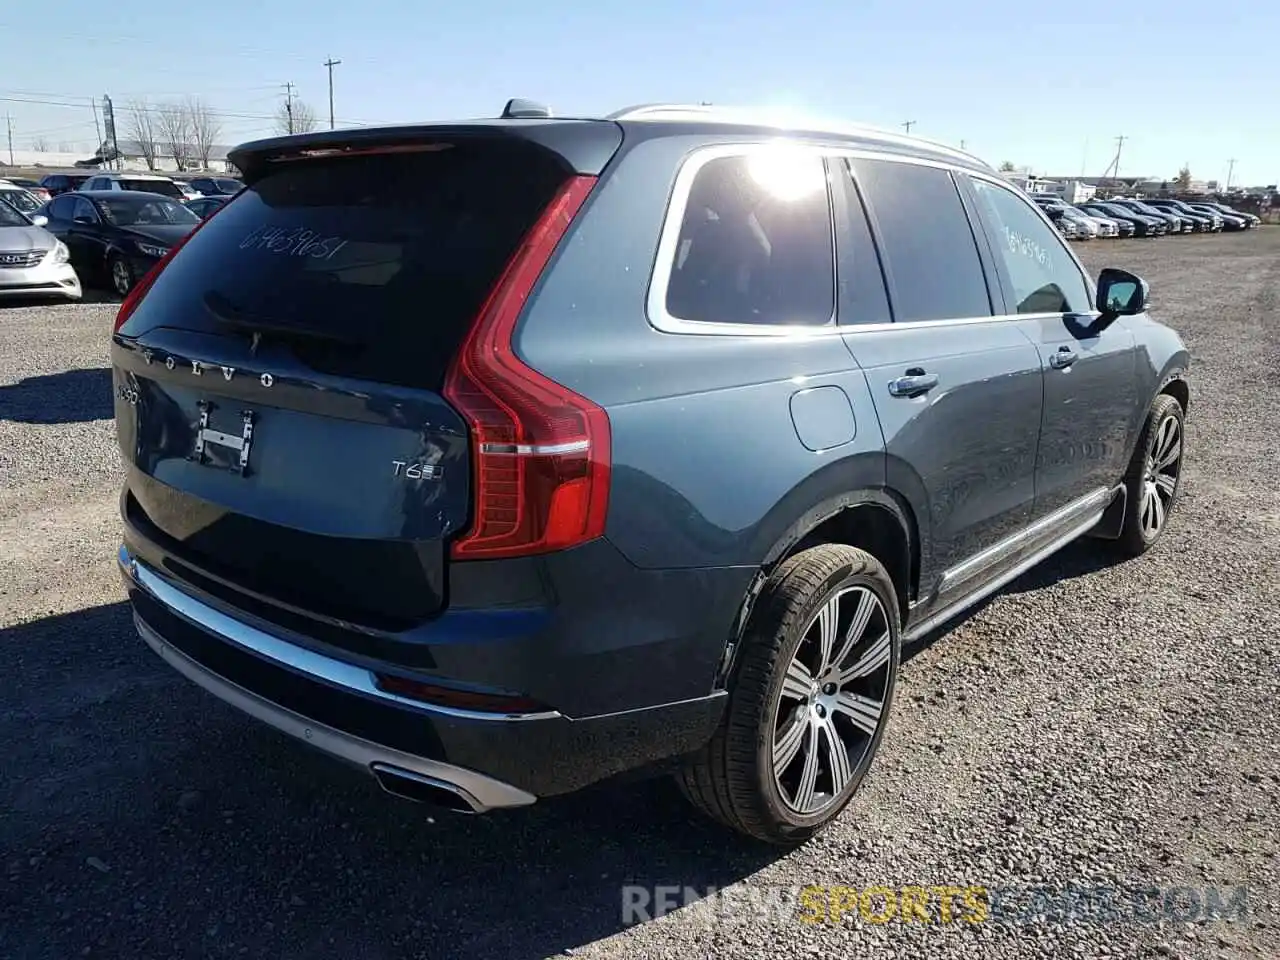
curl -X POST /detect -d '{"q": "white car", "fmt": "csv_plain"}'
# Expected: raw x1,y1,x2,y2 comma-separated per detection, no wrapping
0,202,82,301
0,183,45,219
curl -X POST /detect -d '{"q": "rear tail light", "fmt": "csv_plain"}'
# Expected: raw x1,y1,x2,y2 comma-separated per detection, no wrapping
112,193,233,334
443,175,609,560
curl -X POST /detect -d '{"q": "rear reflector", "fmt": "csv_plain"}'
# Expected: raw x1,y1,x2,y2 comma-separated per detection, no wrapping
374,673,551,715
443,175,610,560
113,195,234,334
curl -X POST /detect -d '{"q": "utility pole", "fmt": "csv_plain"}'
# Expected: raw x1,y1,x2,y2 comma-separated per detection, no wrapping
282,81,296,134
1226,158,1237,191
959,139,966,150
323,58,342,129
90,98,102,155
901,120,916,134
1100,134,1126,185
5,114,13,167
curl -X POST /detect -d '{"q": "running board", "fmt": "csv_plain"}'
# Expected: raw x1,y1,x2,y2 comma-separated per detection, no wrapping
902,493,1118,644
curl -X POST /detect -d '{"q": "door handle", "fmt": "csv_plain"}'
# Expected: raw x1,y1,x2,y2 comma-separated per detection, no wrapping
887,369,939,398
1049,348,1077,370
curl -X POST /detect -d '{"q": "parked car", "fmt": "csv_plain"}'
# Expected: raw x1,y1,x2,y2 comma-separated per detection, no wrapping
173,180,204,202
4,177,52,203
1208,200,1259,227
37,190,200,296
1186,203,1248,230
1079,201,1164,237
79,173,187,203
1053,215,1082,239
1107,198,1189,234
1142,199,1220,232
185,195,231,219
0,182,45,217
37,172,93,196
1033,197,1111,237
0,198,81,301
186,176,244,197
1146,197,1223,231
111,103,1191,844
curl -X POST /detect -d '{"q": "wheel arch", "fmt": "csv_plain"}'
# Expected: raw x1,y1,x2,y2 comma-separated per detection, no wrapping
716,484,919,689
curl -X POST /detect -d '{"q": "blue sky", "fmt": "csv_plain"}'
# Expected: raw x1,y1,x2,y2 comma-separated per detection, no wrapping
2,0,1275,186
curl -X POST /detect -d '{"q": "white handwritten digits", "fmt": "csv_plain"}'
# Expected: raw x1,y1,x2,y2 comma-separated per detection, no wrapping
1002,226,1049,267
239,224,349,261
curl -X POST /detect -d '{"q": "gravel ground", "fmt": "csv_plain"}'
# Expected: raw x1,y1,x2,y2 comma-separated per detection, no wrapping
2,232,1278,960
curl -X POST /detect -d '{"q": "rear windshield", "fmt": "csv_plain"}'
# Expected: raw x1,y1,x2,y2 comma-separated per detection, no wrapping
123,179,183,198
119,143,570,391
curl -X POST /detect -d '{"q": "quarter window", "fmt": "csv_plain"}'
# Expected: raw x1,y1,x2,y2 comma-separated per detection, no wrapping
969,178,1092,315
851,159,991,322
664,151,834,326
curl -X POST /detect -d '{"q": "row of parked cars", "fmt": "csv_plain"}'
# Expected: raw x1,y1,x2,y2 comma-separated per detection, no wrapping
0,171,244,302
1035,193,1262,239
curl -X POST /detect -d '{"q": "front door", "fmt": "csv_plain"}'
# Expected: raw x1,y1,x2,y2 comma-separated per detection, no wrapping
963,175,1139,519
837,157,1046,604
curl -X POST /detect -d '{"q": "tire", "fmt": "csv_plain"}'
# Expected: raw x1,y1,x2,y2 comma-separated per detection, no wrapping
1114,393,1186,557
109,254,134,297
677,544,901,845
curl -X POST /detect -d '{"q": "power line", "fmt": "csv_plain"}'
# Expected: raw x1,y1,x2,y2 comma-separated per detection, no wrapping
0,93,373,128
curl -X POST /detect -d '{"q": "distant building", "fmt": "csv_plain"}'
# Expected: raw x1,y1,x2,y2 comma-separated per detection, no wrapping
2,141,237,174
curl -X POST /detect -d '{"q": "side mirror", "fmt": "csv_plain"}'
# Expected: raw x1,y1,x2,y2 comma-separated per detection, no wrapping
30,215,48,227
1096,267,1148,318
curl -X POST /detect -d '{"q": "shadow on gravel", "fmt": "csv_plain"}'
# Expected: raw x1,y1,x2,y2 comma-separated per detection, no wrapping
903,539,1127,663
0,601,778,960
0,367,113,423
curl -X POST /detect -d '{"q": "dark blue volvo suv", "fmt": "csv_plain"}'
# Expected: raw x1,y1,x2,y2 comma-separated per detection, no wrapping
112,102,1190,844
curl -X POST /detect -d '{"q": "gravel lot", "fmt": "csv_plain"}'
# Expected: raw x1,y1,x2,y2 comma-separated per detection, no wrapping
2,232,1278,960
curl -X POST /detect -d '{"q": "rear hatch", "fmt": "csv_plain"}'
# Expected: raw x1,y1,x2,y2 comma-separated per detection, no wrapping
112,122,621,629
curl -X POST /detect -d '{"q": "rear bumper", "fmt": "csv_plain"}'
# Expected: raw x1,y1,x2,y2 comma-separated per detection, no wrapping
119,544,731,802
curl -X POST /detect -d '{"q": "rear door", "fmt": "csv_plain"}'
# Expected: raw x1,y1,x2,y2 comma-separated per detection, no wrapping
836,157,1045,606
962,174,1138,520
111,131,616,628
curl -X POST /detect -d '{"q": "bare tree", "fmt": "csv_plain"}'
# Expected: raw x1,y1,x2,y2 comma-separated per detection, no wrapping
125,100,159,170
30,136,50,151
156,101,193,171
1175,165,1192,192
274,98,319,135
998,160,1016,172
185,96,222,170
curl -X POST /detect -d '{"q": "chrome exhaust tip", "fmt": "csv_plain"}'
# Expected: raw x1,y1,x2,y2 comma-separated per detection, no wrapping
370,763,484,814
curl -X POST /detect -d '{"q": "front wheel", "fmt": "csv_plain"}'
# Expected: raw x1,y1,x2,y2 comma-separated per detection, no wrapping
1115,393,1186,556
109,254,134,297
678,544,901,845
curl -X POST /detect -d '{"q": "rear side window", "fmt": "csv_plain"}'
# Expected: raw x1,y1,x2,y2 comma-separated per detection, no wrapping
119,143,571,391
663,151,834,326
851,159,991,322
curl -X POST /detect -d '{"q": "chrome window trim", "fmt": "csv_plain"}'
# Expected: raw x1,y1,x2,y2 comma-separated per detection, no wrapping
645,142,1101,339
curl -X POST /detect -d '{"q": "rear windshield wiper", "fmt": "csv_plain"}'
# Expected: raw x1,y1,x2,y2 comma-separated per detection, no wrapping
202,290,360,346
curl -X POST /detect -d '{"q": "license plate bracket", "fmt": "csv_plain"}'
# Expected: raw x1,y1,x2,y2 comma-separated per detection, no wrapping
190,401,255,476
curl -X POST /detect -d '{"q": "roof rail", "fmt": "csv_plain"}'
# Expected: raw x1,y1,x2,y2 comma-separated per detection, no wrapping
605,103,990,169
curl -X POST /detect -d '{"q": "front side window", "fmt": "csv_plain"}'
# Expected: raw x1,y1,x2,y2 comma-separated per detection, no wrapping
969,178,1092,315
664,150,834,326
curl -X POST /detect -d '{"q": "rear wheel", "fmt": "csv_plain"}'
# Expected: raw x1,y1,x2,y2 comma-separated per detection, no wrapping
1115,393,1185,556
678,544,900,845
109,255,134,297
